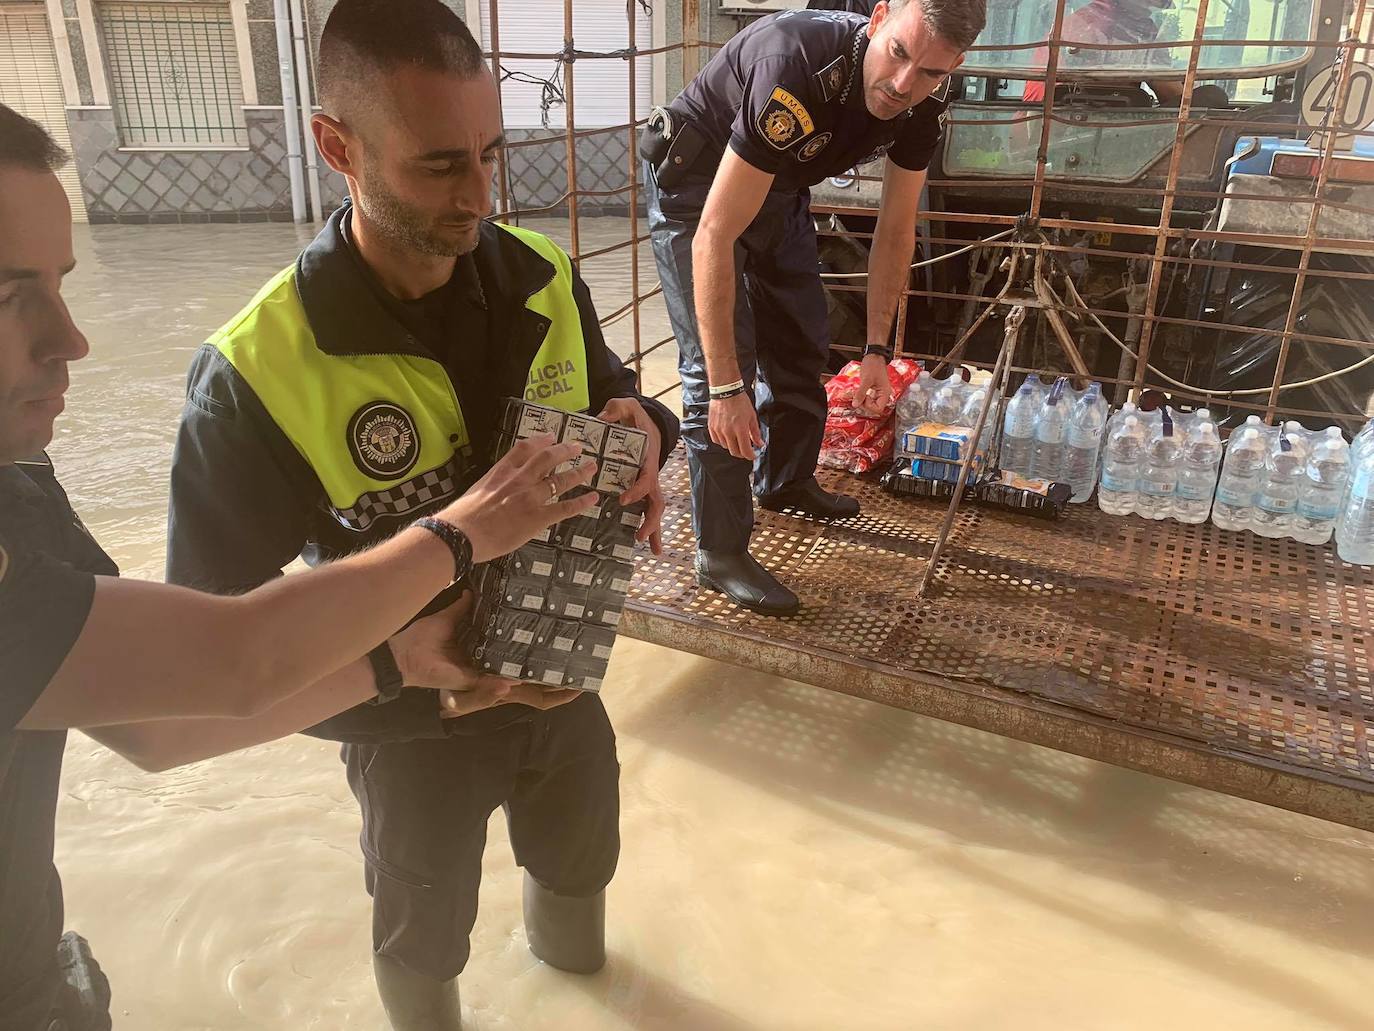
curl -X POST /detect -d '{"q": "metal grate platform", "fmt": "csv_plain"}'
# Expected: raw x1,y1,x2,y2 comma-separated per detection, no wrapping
622,451,1374,831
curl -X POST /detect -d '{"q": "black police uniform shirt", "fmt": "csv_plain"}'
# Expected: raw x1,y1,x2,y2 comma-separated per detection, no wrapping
667,9,945,191
0,457,118,1029
165,203,679,744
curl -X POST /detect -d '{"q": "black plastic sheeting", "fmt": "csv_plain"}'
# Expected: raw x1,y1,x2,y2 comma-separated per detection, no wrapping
1209,253,1374,430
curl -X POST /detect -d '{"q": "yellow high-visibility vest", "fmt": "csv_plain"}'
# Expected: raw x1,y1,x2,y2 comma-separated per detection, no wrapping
211,224,591,531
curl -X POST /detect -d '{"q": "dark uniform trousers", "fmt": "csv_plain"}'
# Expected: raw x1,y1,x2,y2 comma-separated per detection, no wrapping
344,693,621,982
645,165,832,554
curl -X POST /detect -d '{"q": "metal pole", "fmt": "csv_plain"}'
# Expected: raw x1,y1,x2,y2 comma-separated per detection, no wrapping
488,0,511,222
627,0,643,386
917,304,1026,598
290,0,324,221
272,0,306,223
1265,1,1370,422
1027,0,1068,223
893,279,911,358
683,0,700,82
1132,0,1212,391
562,0,580,260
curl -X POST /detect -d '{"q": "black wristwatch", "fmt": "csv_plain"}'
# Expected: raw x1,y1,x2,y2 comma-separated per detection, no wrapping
413,516,474,584
367,641,405,704
862,343,894,362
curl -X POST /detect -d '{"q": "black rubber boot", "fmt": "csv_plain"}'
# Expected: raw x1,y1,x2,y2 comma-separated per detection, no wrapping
373,952,462,1031
523,873,607,975
695,549,800,617
758,477,861,520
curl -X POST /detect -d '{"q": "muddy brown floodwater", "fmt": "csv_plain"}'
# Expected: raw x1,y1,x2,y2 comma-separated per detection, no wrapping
45,220,1374,1030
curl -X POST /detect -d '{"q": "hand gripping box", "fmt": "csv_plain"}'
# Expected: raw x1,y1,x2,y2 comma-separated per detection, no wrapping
468,399,651,691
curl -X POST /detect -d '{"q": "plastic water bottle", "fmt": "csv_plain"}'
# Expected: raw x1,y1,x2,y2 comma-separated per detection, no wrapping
959,386,990,426
1294,427,1350,545
1253,422,1307,539
1022,373,1049,409
1351,419,1374,463
1098,415,1145,516
1063,382,1107,503
896,372,934,456
1211,415,1266,532
1175,415,1223,524
999,381,1038,478
1101,401,1138,450
930,378,965,424
1330,419,1373,518
1030,379,1069,481
1136,415,1181,520
1336,444,1374,565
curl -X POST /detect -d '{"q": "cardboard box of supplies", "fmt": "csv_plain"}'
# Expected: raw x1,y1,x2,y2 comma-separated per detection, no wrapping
900,422,990,484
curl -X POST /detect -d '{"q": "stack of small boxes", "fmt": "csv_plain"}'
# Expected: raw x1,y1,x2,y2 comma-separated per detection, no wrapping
466,399,650,693
901,423,991,485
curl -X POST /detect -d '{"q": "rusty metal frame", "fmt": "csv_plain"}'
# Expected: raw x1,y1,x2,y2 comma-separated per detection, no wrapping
478,0,1374,827
813,1,1374,427
618,597,1374,832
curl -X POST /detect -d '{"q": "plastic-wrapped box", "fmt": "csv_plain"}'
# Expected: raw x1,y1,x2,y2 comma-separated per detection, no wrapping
467,399,651,691
902,422,990,484
562,413,608,455
818,358,922,473
879,460,1071,519
975,471,1073,520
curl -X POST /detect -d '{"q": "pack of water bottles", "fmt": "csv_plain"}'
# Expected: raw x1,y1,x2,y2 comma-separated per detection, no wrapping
1337,420,1374,565
999,374,1109,503
1096,407,1374,559
1209,415,1374,554
895,369,999,484
1096,404,1223,523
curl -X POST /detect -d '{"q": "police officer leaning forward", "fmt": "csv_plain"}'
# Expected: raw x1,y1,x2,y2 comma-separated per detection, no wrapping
644,0,986,615
0,104,598,1031
163,3,679,1029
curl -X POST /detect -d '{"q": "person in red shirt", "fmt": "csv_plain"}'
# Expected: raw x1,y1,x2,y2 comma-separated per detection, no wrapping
1023,0,1183,105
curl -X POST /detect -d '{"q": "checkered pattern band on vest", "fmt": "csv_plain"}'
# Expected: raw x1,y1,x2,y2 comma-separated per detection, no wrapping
333,457,465,532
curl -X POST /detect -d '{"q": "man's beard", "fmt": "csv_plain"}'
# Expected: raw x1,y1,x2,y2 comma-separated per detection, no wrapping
356,158,476,258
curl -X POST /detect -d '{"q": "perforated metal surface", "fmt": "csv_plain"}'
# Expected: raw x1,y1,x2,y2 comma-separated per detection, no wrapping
624,451,1374,828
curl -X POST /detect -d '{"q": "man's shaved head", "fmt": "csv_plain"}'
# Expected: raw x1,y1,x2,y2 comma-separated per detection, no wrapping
312,0,503,272
318,0,485,132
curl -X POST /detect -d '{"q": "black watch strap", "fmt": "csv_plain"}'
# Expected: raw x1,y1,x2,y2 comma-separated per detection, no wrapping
862,343,894,362
412,516,473,584
367,641,405,704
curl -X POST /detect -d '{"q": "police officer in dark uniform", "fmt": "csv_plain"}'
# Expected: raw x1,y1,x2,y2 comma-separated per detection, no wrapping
0,103,598,1031
644,0,986,615
163,4,678,1029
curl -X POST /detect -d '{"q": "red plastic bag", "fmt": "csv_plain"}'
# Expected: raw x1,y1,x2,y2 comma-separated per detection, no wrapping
818,359,921,473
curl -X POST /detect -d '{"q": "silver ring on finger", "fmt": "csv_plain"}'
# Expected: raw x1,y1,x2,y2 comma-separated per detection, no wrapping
546,475,559,502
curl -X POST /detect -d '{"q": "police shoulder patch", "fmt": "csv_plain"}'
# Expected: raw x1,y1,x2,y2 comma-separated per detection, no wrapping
815,54,848,104
348,401,421,480
757,85,815,151
798,131,832,162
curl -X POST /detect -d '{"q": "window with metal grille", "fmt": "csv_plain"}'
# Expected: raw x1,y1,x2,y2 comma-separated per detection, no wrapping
98,1,247,147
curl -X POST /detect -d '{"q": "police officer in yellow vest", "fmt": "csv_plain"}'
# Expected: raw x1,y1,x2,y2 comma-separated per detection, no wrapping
165,4,677,1028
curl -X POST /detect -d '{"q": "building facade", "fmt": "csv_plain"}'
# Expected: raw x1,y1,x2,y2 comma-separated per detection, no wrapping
0,0,672,223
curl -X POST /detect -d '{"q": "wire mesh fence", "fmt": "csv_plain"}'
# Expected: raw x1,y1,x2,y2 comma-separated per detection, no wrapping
477,0,1374,431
